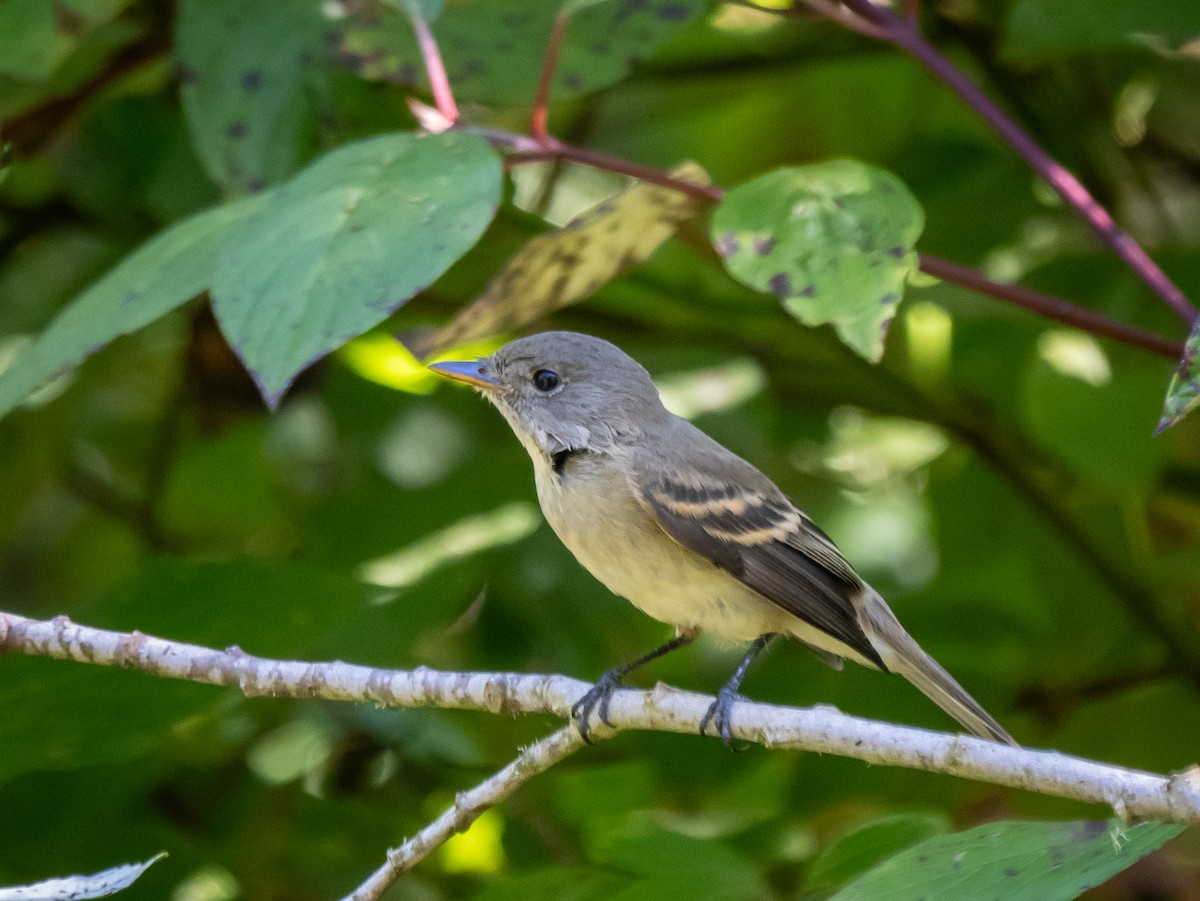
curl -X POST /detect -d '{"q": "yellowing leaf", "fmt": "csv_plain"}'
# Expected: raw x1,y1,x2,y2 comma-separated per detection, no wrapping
411,162,710,359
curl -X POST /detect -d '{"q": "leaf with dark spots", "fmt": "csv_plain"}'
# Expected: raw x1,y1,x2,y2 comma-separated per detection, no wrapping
334,0,706,106
408,161,710,359
768,273,792,299
831,819,1184,901
177,0,327,195
710,160,924,362
752,236,776,255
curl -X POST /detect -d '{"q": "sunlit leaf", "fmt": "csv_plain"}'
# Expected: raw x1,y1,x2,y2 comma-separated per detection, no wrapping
0,193,267,421
410,161,709,358
0,853,166,900
340,333,502,394
210,131,502,407
831,819,1185,901
1156,314,1200,434
711,160,924,362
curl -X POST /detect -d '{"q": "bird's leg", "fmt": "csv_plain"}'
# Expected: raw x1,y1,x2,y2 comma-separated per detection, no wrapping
571,631,697,743
701,633,776,745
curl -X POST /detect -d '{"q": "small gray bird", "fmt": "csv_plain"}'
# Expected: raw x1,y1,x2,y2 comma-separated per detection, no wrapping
431,331,1015,746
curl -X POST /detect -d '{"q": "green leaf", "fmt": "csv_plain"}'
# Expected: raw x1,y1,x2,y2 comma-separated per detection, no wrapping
0,0,56,80
471,867,623,901
211,131,501,408
831,819,1186,901
1156,314,1200,434
805,813,950,897
711,160,924,362
176,0,327,195
0,0,134,82
1004,0,1200,59
0,193,267,421
588,820,767,901
336,0,706,106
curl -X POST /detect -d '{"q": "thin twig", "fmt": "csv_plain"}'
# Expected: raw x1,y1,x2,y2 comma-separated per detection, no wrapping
4,612,1199,825
342,725,584,900
531,11,573,141
408,8,458,126
824,0,1196,325
919,254,1185,359
504,140,724,202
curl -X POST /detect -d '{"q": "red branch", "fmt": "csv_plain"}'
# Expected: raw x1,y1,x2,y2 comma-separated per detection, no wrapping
531,11,573,141
829,0,1196,325
408,9,458,126
919,255,1184,359
506,140,724,203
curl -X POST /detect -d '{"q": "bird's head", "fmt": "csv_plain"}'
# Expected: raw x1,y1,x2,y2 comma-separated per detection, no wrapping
429,331,668,460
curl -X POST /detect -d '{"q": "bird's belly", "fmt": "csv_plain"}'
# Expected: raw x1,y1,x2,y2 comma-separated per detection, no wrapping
536,467,789,643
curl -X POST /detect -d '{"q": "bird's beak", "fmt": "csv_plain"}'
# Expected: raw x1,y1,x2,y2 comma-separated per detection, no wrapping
428,359,500,390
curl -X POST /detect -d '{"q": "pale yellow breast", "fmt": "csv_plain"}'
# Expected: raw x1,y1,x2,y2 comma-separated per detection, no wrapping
531,453,793,642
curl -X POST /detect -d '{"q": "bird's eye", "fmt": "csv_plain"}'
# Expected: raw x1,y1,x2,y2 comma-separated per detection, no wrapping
532,369,560,392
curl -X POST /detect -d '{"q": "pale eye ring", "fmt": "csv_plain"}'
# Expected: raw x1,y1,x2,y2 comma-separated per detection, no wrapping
532,369,560,392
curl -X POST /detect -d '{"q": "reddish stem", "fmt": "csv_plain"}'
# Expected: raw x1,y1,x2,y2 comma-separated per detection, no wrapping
919,255,1184,359
832,0,1196,325
507,139,725,203
409,10,458,126
531,12,572,141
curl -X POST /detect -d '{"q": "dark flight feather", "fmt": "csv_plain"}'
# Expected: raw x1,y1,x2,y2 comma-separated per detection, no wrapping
631,466,884,669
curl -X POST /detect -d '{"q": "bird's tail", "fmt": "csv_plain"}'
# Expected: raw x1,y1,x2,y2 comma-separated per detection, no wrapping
858,589,1017,746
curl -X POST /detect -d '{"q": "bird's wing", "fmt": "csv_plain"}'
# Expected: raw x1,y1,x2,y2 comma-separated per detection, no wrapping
629,461,884,669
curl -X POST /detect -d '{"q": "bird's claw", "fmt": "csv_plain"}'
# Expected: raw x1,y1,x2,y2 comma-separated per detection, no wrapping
700,685,745,747
571,670,623,743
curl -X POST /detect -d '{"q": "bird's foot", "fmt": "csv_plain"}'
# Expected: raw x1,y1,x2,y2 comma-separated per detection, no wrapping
700,684,745,747
571,669,624,743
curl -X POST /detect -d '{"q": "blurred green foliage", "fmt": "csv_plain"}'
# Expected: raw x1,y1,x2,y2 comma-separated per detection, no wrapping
2,1,1200,899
